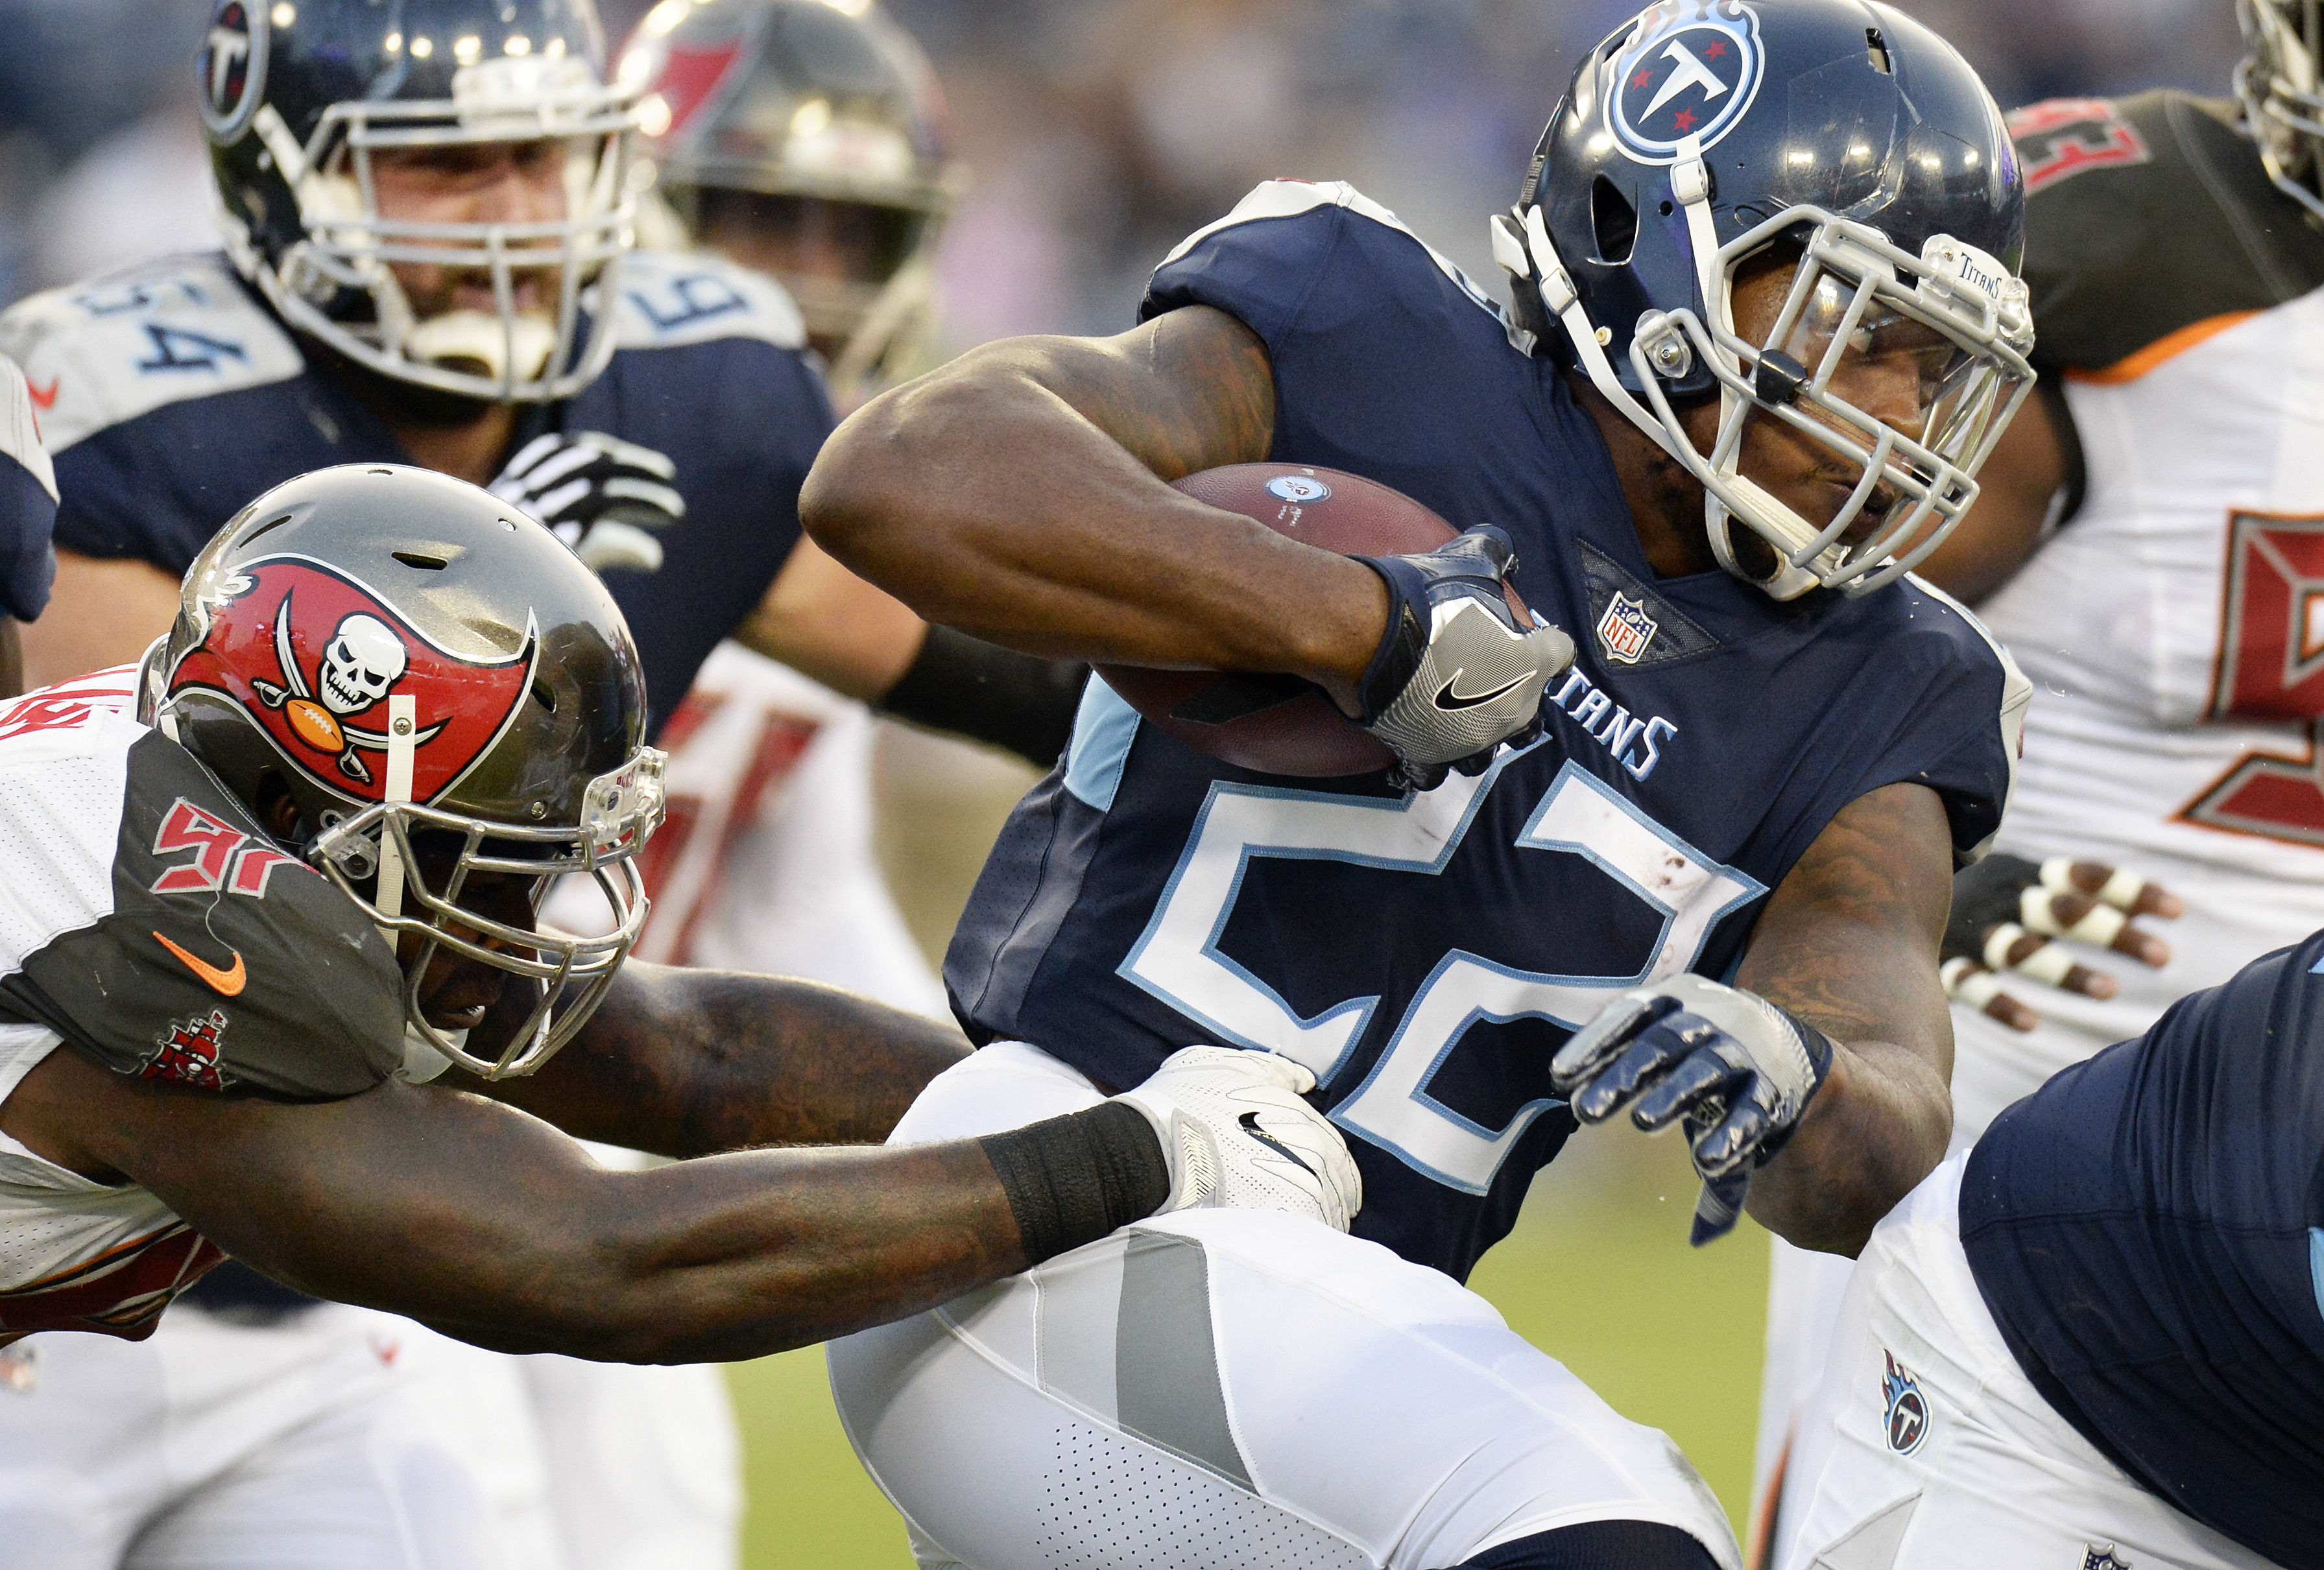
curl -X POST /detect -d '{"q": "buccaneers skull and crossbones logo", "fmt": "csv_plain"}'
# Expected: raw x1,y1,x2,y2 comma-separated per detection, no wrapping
252,591,445,785
165,558,536,805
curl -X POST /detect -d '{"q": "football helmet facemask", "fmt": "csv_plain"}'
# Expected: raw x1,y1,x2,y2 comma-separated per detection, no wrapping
2238,0,2324,219
139,464,665,1078
617,0,963,403
200,0,643,403
1493,0,2033,599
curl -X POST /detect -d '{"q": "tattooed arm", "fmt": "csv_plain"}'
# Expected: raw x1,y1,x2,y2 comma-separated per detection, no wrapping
466,962,972,1156
800,306,1389,713
1732,781,1958,1255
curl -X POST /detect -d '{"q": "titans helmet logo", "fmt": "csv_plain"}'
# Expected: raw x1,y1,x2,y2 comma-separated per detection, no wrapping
165,556,536,806
198,0,269,144
1607,1,1765,165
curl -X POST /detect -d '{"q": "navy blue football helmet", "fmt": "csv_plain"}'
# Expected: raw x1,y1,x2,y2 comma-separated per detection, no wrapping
200,0,642,402
1492,0,2034,597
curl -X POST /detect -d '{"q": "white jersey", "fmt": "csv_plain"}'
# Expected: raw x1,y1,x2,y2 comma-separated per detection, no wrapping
1950,91,2324,1134
0,670,403,1341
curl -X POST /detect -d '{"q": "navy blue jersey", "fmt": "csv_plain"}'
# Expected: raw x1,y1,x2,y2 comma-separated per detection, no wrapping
1962,935,2324,1567
0,250,829,736
0,358,55,622
946,182,2028,1281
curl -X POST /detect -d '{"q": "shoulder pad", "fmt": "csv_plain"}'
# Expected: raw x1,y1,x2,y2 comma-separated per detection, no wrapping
0,719,403,1100
2009,95,2157,198
2008,91,2324,372
1160,180,1505,322
0,254,302,455
608,250,808,353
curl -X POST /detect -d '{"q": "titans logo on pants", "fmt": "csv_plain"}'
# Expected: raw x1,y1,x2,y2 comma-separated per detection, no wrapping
1608,0,1764,163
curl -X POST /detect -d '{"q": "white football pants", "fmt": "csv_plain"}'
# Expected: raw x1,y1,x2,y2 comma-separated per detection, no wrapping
1775,1154,2280,1570
828,1041,1742,1570
0,1300,553,1570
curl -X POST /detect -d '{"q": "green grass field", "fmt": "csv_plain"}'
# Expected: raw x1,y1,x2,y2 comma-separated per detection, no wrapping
723,1128,1773,1567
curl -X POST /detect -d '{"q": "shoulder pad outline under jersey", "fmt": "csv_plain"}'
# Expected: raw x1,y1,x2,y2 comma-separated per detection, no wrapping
608,249,808,355
0,254,303,457
1158,180,1514,335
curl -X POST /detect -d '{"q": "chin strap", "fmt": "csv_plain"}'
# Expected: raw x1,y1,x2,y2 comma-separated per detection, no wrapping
372,693,417,931
1491,204,1677,462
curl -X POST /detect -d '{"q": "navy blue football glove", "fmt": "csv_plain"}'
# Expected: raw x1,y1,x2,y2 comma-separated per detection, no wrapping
1354,527,1575,792
1550,973,1835,1246
0,354,56,623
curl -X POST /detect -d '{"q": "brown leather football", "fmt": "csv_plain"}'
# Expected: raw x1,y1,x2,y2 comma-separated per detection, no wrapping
1096,463,1530,777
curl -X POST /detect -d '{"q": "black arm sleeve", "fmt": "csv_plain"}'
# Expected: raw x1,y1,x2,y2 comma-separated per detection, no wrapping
877,624,1088,769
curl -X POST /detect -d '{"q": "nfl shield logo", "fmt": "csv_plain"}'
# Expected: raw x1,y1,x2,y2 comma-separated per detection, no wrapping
2081,1549,2132,1570
1596,593,1659,665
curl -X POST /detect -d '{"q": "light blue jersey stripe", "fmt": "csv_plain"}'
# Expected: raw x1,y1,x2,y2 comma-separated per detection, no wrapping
2312,1228,2323,1326
1062,677,1142,812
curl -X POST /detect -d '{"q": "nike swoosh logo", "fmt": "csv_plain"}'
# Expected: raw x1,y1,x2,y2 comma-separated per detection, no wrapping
1433,669,1530,711
1238,1111,1319,1178
154,932,247,997
25,379,56,410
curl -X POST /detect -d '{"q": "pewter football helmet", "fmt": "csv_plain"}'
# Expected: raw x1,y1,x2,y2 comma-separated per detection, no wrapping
141,464,665,1077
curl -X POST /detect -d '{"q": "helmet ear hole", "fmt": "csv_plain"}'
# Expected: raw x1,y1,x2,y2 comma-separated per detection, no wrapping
1591,176,1638,265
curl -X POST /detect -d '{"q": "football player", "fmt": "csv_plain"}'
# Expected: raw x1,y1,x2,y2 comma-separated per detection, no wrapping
1751,4,2324,1558
0,0,1079,768
1775,930,2323,1570
0,5,1076,1566
0,354,56,698
803,2,2035,1565
0,464,1360,1570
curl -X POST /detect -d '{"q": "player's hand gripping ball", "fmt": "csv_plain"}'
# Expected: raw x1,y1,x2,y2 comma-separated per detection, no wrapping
1940,853,2182,1032
1551,974,1835,1246
490,430,687,575
1111,1045,1362,1231
1096,464,1574,786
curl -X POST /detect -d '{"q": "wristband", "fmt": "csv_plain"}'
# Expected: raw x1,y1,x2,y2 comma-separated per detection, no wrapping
977,1100,1170,1265
880,624,1088,769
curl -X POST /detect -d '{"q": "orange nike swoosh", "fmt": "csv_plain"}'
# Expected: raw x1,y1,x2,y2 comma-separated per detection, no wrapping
152,932,246,997
25,379,56,410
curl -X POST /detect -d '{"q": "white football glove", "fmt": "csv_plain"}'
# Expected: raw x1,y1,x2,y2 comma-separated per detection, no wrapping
1110,1046,1361,1231
489,430,686,575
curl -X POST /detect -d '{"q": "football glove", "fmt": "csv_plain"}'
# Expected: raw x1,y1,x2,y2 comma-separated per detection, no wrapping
490,430,686,575
1354,527,1575,791
1110,1046,1361,1231
1551,973,1834,1246
1940,853,2179,1032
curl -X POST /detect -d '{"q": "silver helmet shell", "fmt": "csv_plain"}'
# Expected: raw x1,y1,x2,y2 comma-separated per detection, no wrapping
141,464,665,1077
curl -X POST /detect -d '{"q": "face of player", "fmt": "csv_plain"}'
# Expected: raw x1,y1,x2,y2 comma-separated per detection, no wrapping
690,188,912,361
369,137,580,327
1692,249,1962,549
398,844,545,1034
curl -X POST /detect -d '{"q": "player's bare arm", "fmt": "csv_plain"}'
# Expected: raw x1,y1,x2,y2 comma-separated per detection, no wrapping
472,960,970,1156
5,1041,1029,1361
802,307,1392,708
1729,781,1956,1255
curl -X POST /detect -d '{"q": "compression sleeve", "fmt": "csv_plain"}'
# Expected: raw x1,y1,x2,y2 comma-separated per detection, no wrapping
977,1100,1169,1264
878,624,1088,768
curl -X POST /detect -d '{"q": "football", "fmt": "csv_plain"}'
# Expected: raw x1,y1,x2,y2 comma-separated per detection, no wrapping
1095,463,1531,777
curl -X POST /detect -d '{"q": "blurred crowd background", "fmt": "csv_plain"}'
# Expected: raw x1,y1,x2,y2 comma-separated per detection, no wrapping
0,0,2250,329
0,1,2254,1560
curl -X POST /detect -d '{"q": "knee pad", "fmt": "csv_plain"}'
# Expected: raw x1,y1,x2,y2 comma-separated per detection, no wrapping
1457,1519,1723,1570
